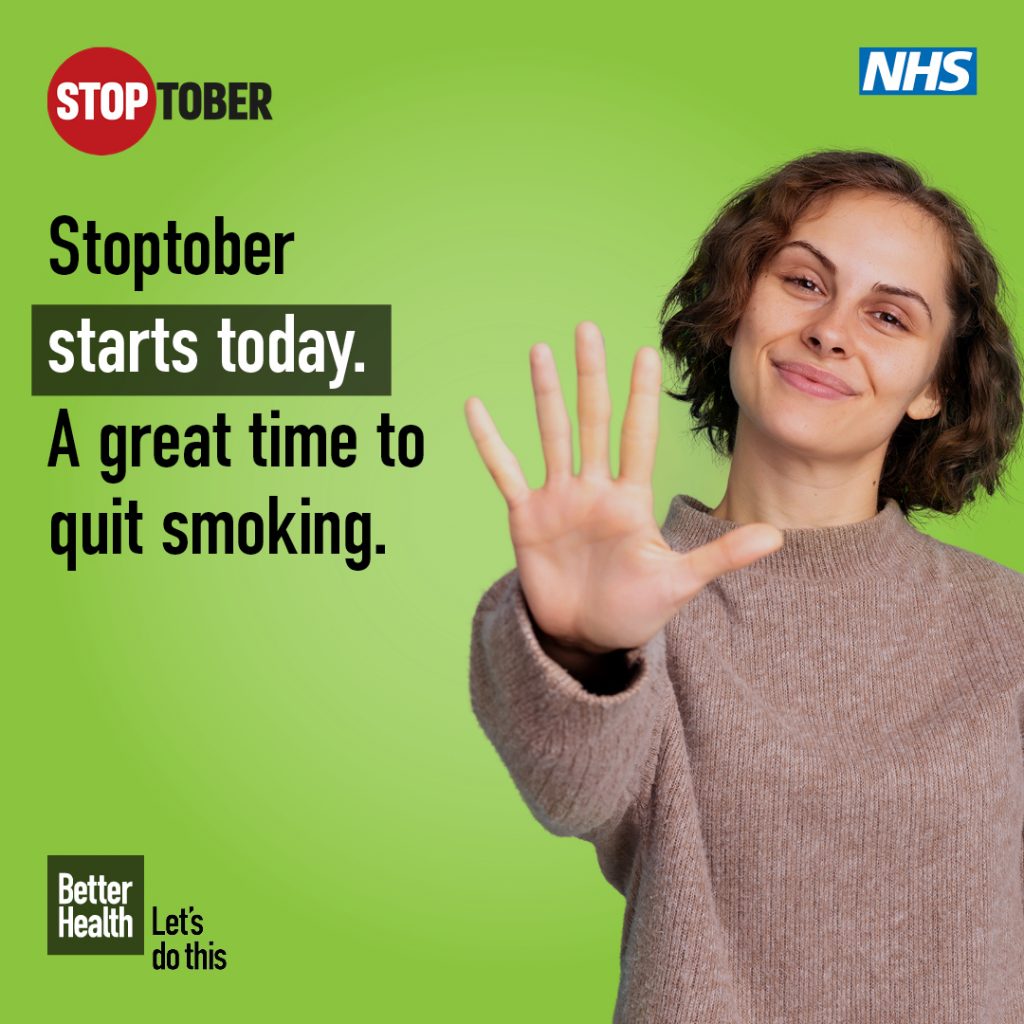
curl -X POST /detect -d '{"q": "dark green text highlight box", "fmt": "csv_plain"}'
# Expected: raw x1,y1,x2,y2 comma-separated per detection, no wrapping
32,305,391,396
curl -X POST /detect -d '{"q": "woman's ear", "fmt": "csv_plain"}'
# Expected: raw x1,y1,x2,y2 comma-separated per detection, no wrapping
906,377,942,421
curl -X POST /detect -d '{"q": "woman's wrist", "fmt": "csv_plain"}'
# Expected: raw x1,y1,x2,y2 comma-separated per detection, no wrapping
525,606,629,686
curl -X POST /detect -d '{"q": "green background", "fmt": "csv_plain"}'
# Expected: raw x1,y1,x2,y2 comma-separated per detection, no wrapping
5,2,1022,1020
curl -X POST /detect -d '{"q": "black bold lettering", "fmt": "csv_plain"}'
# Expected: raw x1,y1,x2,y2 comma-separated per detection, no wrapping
245,234,270,273
48,408,79,467
204,81,226,119
273,232,294,272
50,215,79,276
134,232,160,292
215,216,240,274
179,83,202,120
51,512,77,571
155,82,178,119
162,513,188,554
250,82,272,119
228,82,246,119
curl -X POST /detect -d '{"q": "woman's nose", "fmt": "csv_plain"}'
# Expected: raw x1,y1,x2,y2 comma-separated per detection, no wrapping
801,301,853,354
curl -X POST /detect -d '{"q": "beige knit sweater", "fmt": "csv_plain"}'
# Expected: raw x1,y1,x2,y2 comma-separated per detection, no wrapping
469,493,1024,1023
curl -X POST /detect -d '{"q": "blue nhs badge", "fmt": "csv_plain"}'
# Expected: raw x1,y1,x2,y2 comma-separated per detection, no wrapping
859,48,976,94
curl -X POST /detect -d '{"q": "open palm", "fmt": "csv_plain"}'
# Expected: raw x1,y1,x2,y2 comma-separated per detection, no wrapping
465,321,783,655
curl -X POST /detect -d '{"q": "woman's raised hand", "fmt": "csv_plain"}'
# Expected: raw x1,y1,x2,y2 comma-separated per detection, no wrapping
465,321,784,656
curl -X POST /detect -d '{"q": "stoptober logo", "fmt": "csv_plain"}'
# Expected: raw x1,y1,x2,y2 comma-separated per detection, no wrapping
48,47,271,155
47,855,144,954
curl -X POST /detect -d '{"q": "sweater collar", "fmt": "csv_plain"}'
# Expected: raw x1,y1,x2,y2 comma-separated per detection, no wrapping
662,493,926,580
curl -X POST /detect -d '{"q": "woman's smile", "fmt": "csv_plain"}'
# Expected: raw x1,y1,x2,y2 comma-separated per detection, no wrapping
773,359,859,400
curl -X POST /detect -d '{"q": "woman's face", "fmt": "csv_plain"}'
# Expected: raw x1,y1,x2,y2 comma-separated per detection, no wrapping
726,188,955,464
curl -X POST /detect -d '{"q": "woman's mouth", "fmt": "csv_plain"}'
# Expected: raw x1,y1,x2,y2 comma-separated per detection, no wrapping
773,361,856,400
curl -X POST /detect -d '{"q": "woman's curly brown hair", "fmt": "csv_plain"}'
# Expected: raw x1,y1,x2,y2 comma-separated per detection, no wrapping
658,149,1023,516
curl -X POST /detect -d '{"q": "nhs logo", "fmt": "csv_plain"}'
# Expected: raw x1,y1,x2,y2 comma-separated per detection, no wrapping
859,48,976,94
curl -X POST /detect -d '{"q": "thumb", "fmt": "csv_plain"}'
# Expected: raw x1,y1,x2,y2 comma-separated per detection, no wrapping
672,523,784,595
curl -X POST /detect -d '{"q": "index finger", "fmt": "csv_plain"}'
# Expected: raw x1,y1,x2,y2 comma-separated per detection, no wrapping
618,346,662,485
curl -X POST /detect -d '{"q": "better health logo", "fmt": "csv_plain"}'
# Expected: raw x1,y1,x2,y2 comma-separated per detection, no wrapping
47,47,272,155
47,855,145,955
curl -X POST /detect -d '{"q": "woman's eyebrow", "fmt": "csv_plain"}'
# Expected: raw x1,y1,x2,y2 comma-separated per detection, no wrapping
874,283,933,324
777,240,837,274
776,240,934,324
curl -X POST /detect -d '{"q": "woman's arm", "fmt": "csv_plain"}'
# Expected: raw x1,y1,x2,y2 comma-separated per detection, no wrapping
469,568,672,839
465,322,780,841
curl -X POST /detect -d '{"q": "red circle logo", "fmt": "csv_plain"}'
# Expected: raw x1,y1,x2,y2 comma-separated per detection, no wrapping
48,47,156,155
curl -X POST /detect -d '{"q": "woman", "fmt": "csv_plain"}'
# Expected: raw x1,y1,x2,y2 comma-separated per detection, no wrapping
465,150,1024,1022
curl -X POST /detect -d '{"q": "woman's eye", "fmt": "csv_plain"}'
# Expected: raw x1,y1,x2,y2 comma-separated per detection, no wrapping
782,275,821,294
781,274,910,332
873,310,909,331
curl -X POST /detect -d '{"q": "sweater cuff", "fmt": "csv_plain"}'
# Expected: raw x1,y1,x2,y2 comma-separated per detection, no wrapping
508,578,654,704
473,569,668,749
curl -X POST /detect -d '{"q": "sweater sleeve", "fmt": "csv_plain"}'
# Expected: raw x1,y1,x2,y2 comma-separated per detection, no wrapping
469,567,672,840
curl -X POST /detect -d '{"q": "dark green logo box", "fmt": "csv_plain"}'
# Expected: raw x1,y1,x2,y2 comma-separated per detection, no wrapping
47,855,144,955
